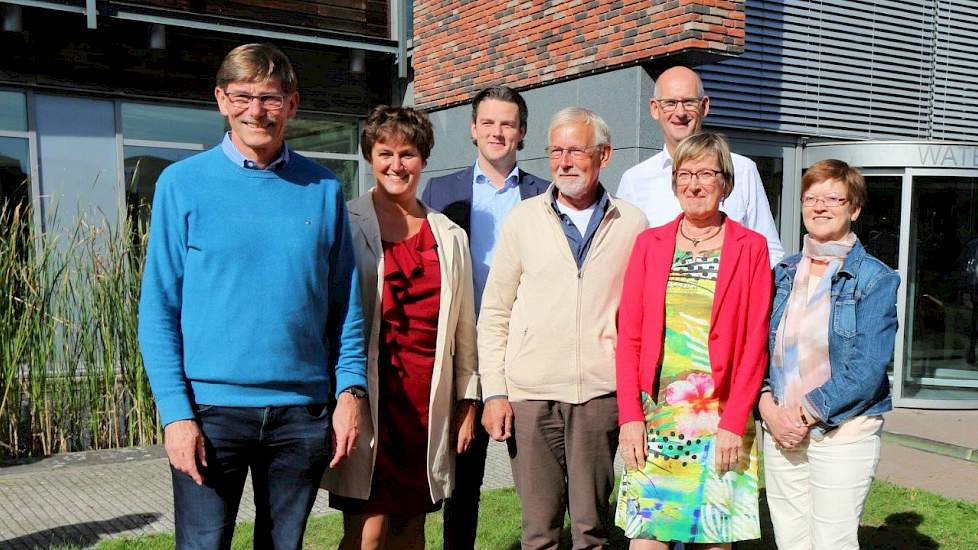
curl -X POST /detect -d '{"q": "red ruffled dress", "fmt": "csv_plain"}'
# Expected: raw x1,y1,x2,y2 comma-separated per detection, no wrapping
333,220,442,515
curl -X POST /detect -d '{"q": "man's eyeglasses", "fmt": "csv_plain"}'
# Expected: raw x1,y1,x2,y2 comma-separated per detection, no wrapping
223,90,288,110
675,169,722,187
546,146,601,160
801,194,849,208
655,97,703,112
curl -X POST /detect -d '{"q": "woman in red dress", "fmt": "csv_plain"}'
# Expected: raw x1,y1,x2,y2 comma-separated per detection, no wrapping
323,106,479,549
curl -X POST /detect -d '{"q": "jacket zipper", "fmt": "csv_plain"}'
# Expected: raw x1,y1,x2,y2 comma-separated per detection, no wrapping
575,206,615,402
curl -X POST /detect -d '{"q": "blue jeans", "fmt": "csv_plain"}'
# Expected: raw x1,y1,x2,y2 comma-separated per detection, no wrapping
171,403,331,550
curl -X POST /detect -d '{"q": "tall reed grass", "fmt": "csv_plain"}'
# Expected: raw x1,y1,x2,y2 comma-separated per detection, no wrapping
0,197,161,460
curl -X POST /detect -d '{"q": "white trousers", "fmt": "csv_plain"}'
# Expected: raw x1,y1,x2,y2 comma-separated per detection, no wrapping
762,431,881,550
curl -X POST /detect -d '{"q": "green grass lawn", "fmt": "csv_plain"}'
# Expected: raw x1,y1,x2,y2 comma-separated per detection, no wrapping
51,478,976,550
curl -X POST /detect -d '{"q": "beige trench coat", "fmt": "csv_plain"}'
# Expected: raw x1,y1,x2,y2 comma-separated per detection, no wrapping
322,189,479,503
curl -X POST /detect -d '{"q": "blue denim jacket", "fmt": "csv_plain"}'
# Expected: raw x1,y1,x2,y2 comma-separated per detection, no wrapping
767,239,900,436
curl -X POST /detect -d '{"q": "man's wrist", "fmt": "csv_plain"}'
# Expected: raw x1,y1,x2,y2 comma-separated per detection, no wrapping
340,385,366,399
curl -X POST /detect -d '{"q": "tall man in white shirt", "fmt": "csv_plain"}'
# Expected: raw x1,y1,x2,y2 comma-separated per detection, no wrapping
617,65,784,266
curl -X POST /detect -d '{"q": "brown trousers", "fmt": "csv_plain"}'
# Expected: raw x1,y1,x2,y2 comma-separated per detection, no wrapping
508,394,619,550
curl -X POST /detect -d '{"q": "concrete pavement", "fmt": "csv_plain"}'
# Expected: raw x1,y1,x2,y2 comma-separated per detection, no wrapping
1,409,976,548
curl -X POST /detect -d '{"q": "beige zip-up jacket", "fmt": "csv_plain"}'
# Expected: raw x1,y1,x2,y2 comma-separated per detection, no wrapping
478,186,647,403
322,190,479,502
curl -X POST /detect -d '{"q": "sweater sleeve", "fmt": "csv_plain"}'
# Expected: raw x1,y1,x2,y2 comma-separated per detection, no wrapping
616,234,649,425
718,239,773,436
327,185,368,396
137,171,193,426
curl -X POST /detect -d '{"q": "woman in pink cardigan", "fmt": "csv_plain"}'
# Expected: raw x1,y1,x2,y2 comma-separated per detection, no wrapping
614,133,773,549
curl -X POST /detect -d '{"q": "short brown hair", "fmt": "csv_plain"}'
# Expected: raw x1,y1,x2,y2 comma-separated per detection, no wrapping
216,43,298,94
360,106,435,162
471,86,528,150
671,132,735,199
802,159,867,209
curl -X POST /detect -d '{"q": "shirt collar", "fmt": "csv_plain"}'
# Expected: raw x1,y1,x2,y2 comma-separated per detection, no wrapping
658,147,674,171
221,132,290,171
549,184,608,215
473,161,520,189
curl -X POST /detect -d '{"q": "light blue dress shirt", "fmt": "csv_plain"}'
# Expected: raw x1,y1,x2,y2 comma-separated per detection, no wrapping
220,132,290,170
470,162,522,312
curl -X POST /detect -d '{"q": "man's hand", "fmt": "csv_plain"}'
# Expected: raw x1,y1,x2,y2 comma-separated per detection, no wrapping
452,400,478,454
619,420,648,471
714,428,744,475
330,392,362,468
164,419,207,485
481,398,514,441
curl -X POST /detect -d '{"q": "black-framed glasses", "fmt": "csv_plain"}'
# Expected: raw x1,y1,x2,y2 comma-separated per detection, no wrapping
223,90,288,110
545,145,601,160
801,194,849,208
675,169,722,186
655,97,703,112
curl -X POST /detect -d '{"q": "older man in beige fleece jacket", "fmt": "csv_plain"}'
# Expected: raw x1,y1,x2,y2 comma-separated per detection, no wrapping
478,107,647,550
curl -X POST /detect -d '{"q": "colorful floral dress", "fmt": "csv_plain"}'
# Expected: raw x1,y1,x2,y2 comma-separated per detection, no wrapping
615,248,760,543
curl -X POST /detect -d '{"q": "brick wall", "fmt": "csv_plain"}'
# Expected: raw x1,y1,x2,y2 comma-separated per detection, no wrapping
413,0,745,110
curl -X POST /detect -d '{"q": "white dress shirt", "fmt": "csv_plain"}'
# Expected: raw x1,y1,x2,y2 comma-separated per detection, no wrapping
617,149,785,266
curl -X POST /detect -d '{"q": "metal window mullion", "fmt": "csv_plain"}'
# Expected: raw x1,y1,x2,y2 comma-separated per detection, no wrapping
122,139,206,151
358,118,367,196
2,0,85,14
115,101,125,200
25,89,44,235
294,151,360,161
85,0,96,28
892,166,914,404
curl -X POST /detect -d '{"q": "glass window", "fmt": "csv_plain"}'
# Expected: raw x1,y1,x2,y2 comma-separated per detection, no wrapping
753,156,783,228
0,137,30,199
124,146,197,224
35,95,119,231
853,176,901,269
0,91,27,133
287,116,359,155
1,137,31,238
903,175,978,401
311,158,359,201
121,106,362,215
121,103,225,146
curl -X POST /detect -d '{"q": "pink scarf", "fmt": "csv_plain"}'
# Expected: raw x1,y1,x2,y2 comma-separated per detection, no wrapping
772,232,857,409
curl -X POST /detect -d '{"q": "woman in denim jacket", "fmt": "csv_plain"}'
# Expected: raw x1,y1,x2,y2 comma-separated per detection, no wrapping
758,159,900,550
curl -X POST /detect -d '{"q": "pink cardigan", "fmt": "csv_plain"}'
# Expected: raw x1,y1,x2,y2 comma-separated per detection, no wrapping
616,215,773,436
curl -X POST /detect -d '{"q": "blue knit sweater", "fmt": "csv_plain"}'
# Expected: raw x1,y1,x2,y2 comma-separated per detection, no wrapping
137,146,366,426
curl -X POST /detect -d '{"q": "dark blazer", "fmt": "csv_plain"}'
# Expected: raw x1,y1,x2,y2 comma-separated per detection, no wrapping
421,165,549,234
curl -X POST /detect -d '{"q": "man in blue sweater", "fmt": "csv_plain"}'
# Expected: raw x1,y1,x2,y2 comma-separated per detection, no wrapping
138,43,367,549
